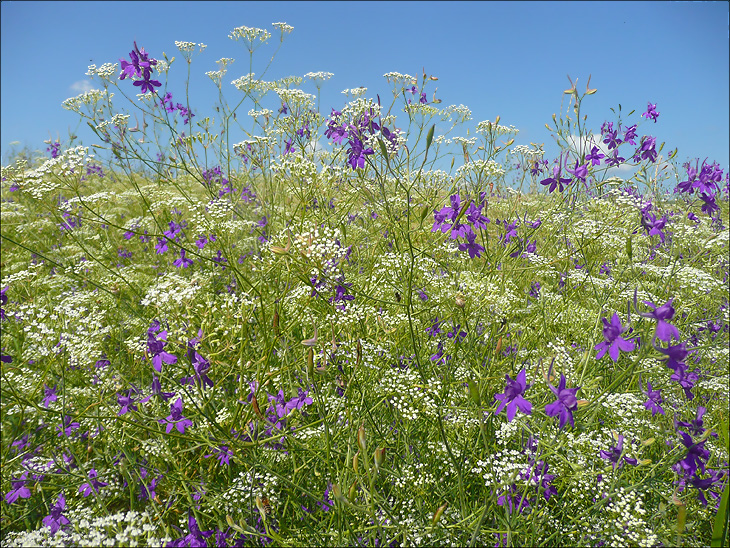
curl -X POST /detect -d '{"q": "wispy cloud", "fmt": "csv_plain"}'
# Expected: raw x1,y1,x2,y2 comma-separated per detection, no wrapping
69,80,96,94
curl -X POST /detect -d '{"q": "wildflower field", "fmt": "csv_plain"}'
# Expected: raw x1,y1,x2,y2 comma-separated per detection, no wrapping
1,24,729,547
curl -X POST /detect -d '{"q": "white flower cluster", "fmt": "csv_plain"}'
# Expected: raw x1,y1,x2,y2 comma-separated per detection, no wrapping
86,62,118,80
342,87,368,98
275,88,316,109
441,104,472,123
272,21,294,34
228,25,271,44
304,71,334,82
451,136,477,147
174,40,206,53
231,72,275,95
219,469,280,517
205,69,227,86
377,367,439,421
603,488,658,547
455,158,506,182
233,135,275,157
383,71,417,85
62,88,112,115
510,144,545,161
476,120,519,136
248,108,273,119
1,508,171,547
140,273,201,310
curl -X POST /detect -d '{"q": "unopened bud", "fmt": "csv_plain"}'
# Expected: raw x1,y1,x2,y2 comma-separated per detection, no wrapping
332,483,345,502
432,502,448,525
357,424,367,453
353,452,359,474
348,479,358,501
374,447,386,471
494,115,500,126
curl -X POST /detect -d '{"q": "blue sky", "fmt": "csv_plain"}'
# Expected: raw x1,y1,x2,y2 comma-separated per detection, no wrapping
2,1,728,180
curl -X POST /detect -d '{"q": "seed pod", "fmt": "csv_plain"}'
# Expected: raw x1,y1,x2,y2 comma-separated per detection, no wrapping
307,348,314,378
348,479,358,501
353,452,359,474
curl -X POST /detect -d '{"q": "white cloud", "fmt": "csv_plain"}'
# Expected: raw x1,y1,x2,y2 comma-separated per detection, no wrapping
69,80,96,94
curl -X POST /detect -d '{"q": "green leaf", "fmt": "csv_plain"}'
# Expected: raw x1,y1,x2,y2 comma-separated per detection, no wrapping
378,138,388,159
426,124,435,152
711,480,729,547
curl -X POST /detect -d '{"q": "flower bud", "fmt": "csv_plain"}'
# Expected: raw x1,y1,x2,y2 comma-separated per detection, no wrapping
455,294,466,308
432,502,448,526
353,452,359,474
332,483,346,503
357,424,367,453
373,447,386,471
348,479,358,501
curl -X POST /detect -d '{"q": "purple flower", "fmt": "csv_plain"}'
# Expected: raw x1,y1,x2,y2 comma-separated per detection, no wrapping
42,492,70,535
585,146,605,166
417,288,428,302
567,160,589,182
654,341,690,372
204,445,233,466
56,415,80,437
425,317,442,337
285,387,313,413
642,102,660,123
634,135,658,163
43,384,58,408
594,313,636,362
117,391,138,416
540,160,572,193
544,373,580,429
79,468,108,497
147,324,178,373
5,472,32,504
173,248,194,268
640,379,665,416
159,397,193,434
168,512,215,547
675,406,711,438
458,230,485,258
623,124,638,146
600,434,639,469
635,295,679,342
602,121,622,150
284,138,295,155
493,369,532,421
676,430,710,478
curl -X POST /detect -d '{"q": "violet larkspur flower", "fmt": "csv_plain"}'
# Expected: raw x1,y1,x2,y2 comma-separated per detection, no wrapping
544,373,580,429
43,384,58,408
204,445,233,466
640,378,665,416
635,293,680,342
42,492,70,535
5,472,32,505
147,323,178,373
79,468,108,497
168,512,215,547
642,102,660,123
159,397,193,434
585,146,605,166
675,430,710,478
493,369,532,421
599,434,639,469
595,313,636,362
173,248,194,268
117,390,138,416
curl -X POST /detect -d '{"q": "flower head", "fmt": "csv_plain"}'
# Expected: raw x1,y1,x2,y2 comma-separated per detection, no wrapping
599,434,639,469
494,369,532,421
544,373,580,429
595,313,635,362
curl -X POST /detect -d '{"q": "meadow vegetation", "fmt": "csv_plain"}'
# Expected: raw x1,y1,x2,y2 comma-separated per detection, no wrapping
1,24,728,547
